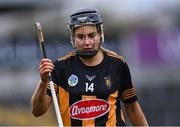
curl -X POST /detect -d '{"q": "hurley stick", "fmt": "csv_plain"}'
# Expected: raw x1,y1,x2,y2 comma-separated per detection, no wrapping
35,22,63,127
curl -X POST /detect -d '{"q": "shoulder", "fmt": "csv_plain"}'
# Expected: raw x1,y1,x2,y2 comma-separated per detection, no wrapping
58,51,77,61
53,51,77,67
101,47,126,63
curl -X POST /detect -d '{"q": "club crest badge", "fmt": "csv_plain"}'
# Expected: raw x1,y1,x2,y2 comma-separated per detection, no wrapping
104,75,111,88
68,74,78,87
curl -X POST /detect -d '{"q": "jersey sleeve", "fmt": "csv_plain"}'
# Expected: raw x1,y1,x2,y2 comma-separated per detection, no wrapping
119,61,138,103
47,60,65,97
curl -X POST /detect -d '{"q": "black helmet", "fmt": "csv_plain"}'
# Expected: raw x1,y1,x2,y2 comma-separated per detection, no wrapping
68,8,104,59
69,8,103,29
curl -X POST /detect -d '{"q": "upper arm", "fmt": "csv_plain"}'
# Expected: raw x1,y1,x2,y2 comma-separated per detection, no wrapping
117,61,148,126
119,61,137,103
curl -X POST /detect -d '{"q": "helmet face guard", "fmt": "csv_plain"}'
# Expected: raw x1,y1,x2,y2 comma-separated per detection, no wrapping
68,9,104,59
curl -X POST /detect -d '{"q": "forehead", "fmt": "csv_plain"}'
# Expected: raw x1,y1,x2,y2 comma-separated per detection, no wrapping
74,25,97,34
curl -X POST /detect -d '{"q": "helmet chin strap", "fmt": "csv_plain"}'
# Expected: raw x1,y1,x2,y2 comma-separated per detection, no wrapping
76,40,101,59
76,50,98,59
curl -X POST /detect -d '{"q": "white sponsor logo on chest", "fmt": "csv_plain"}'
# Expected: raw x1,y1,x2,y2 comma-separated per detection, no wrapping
69,99,110,120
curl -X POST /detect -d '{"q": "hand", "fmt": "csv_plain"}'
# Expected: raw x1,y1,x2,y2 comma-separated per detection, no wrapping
39,58,54,83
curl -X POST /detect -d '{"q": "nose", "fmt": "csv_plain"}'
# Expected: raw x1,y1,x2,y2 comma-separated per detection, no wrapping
83,37,91,45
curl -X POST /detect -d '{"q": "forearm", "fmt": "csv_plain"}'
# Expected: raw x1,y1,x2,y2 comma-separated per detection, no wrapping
31,81,51,117
127,108,148,126
125,102,148,126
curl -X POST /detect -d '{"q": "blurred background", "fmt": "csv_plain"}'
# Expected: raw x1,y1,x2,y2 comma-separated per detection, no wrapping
0,0,180,126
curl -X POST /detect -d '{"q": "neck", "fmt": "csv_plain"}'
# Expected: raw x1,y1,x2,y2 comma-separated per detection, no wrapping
79,50,104,67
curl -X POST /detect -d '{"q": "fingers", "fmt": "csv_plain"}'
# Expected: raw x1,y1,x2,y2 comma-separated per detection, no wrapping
39,58,54,83
39,58,54,73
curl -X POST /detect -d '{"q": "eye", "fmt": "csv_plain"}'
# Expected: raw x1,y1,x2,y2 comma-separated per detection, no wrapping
76,34,84,40
88,32,96,39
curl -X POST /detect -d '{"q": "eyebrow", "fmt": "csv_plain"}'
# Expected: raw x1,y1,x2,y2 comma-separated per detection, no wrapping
75,32,96,36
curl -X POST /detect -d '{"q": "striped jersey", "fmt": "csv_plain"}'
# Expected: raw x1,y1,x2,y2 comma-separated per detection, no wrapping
47,49,137,126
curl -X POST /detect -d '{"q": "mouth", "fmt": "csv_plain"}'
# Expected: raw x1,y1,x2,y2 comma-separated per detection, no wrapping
84,48,93,51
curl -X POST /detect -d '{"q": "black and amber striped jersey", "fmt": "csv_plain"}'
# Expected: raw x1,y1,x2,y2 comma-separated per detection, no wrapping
47,49,137,126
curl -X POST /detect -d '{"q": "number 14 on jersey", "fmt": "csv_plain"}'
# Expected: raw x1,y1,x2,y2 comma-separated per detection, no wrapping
85,83,94,92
